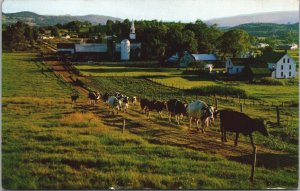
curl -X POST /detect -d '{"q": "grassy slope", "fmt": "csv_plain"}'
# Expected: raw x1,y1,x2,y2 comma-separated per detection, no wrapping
2,53,298,189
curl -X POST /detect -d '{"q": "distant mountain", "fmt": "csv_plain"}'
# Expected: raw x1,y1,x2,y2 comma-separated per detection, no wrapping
2,11,123,26
206,11,299,27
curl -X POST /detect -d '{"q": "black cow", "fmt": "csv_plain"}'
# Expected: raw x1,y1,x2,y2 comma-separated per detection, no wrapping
140,98,150,114
101,92,110,102
166,99,188,125
215,110,268,148
70,94,79,103
88,91,100,105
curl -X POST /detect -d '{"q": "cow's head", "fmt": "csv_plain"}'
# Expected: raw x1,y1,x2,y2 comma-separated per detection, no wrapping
254,119,269,137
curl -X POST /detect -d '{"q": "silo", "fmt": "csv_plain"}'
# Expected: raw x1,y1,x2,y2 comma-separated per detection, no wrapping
121,39,130,60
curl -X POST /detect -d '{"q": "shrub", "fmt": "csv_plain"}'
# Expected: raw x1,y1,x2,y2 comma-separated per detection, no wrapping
187,85,247,98
259,77,285,85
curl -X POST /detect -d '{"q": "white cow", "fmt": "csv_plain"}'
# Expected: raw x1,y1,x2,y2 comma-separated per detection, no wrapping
108,96,122,115
187,100,215,132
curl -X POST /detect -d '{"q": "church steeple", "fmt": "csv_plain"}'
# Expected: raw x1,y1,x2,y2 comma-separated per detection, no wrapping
129,19,136,40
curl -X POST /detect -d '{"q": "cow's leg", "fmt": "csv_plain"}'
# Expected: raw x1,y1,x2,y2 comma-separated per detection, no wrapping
221,129,224,142
168,114,172,123
224,131,227,142
200,119,205,133
249,133,255,149
176,115,180,125
158,111,162,119
234,132,239,146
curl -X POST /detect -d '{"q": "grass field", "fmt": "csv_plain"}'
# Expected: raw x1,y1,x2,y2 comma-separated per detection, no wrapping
2,52,298,189
75,63,298,103
76,64,184,77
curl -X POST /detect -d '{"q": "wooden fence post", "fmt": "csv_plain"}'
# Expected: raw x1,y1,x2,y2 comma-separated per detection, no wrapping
250,146,257,183
214,95,218,110
122,119,126,133
240,103,243,112
276,106,280,125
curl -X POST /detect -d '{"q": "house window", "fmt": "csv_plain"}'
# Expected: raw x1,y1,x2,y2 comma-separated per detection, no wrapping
283,58,285,63
281,65,283,70
288,58,290,63
236,68,239,73
289,72,291,76
289,65,292,70
281,72,283,77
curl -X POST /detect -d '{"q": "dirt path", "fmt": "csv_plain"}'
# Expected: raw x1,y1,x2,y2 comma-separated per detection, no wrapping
44,51,295,169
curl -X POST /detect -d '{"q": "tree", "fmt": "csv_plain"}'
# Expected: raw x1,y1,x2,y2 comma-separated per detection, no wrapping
3,21,38,51
181,30,198,53
217,29,251,57
50,26,60,37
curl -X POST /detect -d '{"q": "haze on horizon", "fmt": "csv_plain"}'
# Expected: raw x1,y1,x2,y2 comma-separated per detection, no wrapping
2,0,299,22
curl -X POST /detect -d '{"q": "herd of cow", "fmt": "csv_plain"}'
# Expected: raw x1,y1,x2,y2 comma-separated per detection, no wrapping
71,91,269,147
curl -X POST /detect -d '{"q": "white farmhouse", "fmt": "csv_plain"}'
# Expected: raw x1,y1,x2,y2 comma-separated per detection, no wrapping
225,58,254,75
265,52,296,79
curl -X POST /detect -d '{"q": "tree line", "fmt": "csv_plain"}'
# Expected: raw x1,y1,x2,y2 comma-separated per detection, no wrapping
3,19,253,58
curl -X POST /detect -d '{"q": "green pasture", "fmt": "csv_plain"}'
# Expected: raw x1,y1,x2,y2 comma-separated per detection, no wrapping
76,64,184,77
2,52,72,98
151,76,298,103
75,63,298,103
2,52,298,189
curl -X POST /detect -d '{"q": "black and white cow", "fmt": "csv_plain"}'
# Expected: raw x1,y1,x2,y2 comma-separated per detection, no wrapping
166,99,187,125
187,100,216,132
108,96,122,115
88,91,100,105
119,96,129,112
144,100,166,118
129,96,137,106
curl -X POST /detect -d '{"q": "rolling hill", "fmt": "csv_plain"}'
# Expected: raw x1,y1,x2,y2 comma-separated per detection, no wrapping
206,11,299,27
2,11,123,26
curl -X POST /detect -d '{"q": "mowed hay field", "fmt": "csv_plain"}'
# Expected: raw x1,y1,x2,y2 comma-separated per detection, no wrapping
2,53,298,189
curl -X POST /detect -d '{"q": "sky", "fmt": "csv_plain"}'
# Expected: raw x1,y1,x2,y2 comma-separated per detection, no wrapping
2,0,299,22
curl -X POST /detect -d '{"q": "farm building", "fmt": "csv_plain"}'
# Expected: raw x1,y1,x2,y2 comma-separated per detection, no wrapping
258,52,296,79
225,58,255,75
179,52,218,68
56,41,141,60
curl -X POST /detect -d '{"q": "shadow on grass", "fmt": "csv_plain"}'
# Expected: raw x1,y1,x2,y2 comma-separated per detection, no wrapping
228,153,298,169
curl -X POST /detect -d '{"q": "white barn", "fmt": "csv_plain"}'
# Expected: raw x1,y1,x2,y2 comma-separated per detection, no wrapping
179,52,218,68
